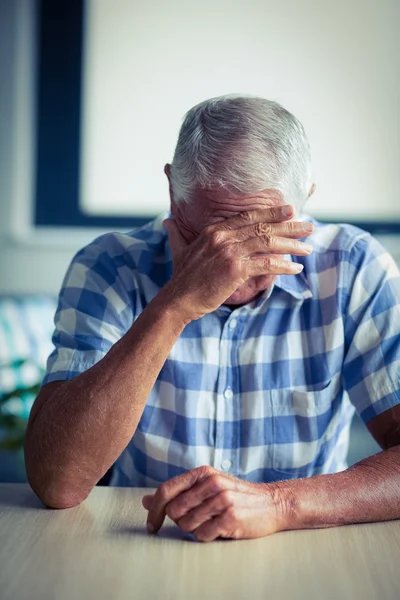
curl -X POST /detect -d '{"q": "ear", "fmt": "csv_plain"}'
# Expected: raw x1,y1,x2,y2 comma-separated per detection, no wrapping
164,163,175,208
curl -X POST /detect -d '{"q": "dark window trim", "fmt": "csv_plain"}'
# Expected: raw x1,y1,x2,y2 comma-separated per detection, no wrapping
34,0,400,234
34,0,153,229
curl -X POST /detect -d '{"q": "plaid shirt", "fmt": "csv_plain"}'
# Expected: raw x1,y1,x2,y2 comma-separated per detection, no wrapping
43,214,400,486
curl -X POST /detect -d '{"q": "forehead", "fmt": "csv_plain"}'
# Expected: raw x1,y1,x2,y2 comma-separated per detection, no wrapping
187,188,285,230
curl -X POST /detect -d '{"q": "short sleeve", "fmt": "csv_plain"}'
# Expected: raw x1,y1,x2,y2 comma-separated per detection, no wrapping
342,234,400,423
42,237,136,386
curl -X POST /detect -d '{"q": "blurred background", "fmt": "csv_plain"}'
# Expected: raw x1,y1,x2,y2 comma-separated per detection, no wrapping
0,0,398,482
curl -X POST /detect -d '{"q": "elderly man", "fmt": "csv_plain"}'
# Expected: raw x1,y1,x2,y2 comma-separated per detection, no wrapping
25,96,400,542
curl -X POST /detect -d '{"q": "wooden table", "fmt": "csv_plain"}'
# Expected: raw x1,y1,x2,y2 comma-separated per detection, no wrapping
1,483,400,600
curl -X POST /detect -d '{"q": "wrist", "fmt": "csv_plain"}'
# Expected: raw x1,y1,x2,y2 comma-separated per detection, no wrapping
156,281,197,325
152,284,194,328
268,481,299,532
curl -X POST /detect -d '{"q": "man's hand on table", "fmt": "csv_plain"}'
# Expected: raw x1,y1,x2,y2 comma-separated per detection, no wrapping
142,466,285,542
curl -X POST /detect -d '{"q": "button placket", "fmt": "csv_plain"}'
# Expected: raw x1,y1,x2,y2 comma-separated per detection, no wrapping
229,311,246,477
217,310,244,475
214,325,230,468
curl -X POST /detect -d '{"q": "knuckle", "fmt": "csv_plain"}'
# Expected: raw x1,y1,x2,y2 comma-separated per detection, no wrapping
239,210,252,224
178,518,193,533
269,206,284,223
208,474,225,494
207,230,224,248
292,240,304,251
197,465,213,477
178,494,191,511
289,221,303,235
269,257,281,269
231,527,242,539
220,489,235,506
268,207,280,222
254,222,272,237
226,505,239,521
262,235,274,249
262,256,272,269
287,221,297,233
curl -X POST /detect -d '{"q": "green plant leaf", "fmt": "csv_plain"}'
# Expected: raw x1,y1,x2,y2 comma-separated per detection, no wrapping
0,384,42,404
0,413,27,429
0,436,25,451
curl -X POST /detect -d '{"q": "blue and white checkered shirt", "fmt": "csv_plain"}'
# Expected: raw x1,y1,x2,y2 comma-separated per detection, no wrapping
43,213,400,486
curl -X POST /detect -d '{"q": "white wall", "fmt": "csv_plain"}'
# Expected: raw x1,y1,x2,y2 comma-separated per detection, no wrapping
0,0,103,295
0,0,399,296
82,0,400,224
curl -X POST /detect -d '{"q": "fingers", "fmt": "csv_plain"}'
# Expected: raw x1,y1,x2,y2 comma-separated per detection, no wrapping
143,472,277,542
193,508,241,543
204,208,314,259
232,219,314,243
146,466,213,533
165,472,236,523
239,235,312,258
246,256,304,277
212,204,295,232
177,489,237,533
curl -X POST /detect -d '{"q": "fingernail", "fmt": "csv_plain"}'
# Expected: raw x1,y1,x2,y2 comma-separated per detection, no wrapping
302,243,313,254
292,264,304,273
302,222,313,232
147,522,155,533
282,205,293,216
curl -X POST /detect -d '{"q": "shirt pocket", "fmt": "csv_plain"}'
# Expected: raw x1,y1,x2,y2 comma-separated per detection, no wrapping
270,381,334,479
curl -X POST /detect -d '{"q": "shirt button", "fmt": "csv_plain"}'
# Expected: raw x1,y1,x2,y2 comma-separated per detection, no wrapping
224,388,233,399
229,318,237,329
221,459,232,471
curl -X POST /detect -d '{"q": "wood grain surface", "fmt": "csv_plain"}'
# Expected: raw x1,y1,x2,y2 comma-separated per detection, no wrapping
1,483,399,600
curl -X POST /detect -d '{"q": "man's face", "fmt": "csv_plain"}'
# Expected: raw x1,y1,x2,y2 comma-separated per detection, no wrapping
169,179,286,307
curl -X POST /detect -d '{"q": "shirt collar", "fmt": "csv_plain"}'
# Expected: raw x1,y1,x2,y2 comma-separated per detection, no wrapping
273,269,313,300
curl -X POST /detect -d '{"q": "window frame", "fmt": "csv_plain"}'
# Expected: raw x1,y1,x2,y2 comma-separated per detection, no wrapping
34,0,400,234
34,0,152,229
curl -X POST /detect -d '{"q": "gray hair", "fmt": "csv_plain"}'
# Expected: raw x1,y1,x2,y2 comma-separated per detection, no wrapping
170,95,312,212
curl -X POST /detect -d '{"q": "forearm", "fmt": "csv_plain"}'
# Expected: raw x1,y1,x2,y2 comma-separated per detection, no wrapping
274,446,400,530
25,288,187,507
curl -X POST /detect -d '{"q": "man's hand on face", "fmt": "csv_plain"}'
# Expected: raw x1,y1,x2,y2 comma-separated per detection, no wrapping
162,204,313,321
142,466,287,542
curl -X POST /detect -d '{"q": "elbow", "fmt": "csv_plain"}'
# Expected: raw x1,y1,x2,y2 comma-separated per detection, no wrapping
28,476,88,509
40,489,86,510
26,470,87,509
25,453,89,510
